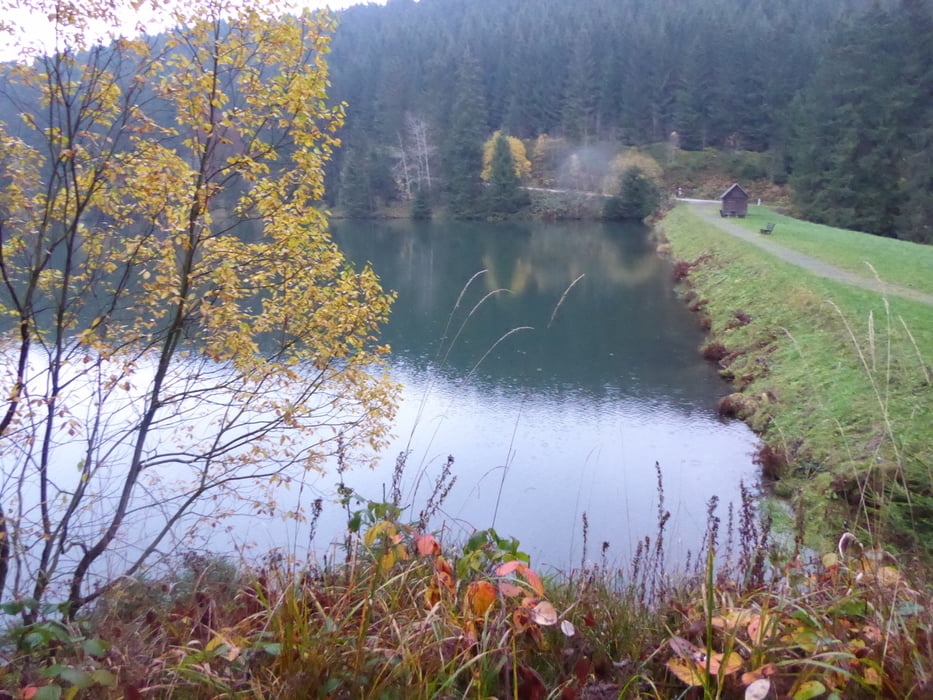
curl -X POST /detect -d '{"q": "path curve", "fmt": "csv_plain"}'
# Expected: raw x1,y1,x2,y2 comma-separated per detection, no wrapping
683,201,933,306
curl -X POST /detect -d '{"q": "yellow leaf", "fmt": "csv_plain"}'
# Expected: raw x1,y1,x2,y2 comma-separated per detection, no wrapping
666,658,704,687
423,581,440,608
782,627,820,654
709,651,742,675
364,519,395,546
378,548,396,571
793,680,826,700
712,608,752,630
863,665,882,686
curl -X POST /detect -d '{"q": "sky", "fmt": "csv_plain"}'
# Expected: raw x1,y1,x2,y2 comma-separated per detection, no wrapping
0,0,387,62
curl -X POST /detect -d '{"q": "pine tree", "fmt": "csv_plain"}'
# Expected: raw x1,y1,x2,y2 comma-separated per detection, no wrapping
603,167,660,220
485,132,529,217
442,53,488,218
787,1,933,241
339,144,375,217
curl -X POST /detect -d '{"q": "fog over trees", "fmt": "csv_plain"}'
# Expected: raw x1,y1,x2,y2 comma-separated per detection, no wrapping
323,0,932,242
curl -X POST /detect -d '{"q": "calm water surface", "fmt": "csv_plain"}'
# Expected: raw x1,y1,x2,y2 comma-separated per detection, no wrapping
250,220,760,572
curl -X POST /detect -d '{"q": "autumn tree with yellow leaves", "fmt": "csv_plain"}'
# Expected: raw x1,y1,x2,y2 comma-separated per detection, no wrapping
0,0,397,617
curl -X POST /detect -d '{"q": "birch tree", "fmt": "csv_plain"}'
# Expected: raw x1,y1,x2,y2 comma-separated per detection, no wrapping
0,0,397,617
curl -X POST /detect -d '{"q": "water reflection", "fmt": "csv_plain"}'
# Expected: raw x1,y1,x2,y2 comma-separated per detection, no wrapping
239,220,760,570
333,220,732,405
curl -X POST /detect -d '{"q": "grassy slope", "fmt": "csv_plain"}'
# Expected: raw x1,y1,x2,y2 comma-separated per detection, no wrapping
733,205,933,295
659,204,932,555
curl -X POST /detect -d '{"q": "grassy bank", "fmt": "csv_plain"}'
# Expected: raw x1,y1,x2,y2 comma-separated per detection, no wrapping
658,204,932,558
729,206,933,297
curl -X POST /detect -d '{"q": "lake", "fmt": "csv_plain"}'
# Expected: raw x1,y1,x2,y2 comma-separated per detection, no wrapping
244,219,760,573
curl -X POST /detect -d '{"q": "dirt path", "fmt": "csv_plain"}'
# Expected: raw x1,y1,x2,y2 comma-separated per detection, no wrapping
685,201,933,306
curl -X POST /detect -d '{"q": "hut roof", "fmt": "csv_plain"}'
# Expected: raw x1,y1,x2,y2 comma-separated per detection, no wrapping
720,183,749,200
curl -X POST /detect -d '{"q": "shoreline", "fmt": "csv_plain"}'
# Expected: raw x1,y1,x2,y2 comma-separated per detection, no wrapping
655,203,933,561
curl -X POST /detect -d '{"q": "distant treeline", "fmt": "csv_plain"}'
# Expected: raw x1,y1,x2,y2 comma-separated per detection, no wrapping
325,0,933,242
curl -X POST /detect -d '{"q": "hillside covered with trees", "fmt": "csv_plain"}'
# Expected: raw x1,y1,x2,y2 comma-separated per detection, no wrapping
324,0,933,243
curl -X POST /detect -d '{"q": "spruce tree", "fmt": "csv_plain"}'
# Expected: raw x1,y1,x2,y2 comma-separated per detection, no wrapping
603,167,660,220
787,2,933,241
339,145,374,217
485,132,529,217
442,53,488,219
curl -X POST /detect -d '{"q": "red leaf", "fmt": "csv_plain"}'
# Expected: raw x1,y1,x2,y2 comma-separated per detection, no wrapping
495,560,525,577
122,686,144,700
516,664,547,700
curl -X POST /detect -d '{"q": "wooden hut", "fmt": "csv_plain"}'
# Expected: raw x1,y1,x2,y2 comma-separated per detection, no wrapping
719,183,749,218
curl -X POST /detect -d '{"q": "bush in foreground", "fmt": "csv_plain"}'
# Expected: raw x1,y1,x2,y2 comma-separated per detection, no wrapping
2,487,931,699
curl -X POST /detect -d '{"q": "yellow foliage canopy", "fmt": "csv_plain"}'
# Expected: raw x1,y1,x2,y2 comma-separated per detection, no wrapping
481,131,532,181
0,0,398,611
602,149,663,194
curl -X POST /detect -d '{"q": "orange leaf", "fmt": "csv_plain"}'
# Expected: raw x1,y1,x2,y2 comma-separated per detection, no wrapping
466,580,497,617
416,534,441,556
742,663,777,686
436,570,455,595
512,606,532,633
434,556,456,593
523,568,545,597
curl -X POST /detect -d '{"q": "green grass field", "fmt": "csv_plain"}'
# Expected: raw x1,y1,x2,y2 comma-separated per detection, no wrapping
660,205,932,556
734,205,933,296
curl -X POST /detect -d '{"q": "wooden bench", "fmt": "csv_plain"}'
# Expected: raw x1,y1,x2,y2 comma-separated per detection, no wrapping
759,222,775,234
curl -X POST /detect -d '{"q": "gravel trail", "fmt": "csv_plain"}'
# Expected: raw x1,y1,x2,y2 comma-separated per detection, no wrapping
684,201,933,306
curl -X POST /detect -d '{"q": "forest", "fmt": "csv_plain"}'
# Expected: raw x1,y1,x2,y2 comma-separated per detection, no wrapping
324,0,933,243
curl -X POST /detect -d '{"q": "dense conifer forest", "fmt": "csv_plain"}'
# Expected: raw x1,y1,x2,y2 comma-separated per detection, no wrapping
324,0,933,242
